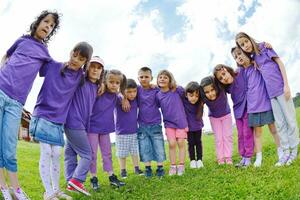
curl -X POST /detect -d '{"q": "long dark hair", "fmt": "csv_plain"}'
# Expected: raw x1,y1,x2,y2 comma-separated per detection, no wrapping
199,76,220,101
213,64,237,89
29,10,61,43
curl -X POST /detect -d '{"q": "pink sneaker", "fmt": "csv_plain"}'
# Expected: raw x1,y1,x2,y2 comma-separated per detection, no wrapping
177,165,185,176
168,165,177,176
68,178,90,196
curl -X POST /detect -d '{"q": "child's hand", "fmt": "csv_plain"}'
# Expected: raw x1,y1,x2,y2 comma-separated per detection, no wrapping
284,84,291,100
122,98,131,112
150,83,157,89
264,42,272,49
97,83,106,96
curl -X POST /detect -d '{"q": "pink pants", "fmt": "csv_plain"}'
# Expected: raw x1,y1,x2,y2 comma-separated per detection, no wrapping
209,113,233,161
88,133,112,174
236,111,254,158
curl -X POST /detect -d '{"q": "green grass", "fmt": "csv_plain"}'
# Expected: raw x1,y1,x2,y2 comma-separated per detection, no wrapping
13,108,300,199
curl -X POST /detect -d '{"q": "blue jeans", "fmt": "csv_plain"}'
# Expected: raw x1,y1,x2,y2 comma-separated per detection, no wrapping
137,124,166,162
29,116,65,146
0,90,22,172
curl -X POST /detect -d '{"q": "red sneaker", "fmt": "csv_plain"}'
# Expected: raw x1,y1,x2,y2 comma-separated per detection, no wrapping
66,185,78,193
68,178,90,196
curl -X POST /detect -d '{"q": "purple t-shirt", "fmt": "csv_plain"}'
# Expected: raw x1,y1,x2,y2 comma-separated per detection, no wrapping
65,80,97,130
0,35,52,104
156,86,188,129
137,86,161,126
254,43,284,98
203,89,231,118
244,65,272,113
33,61,83,124
182,97,204,132
89,91,117,134
115,96,138,135
226,68,247,119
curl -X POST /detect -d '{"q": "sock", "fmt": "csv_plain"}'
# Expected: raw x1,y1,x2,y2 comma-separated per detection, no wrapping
157,165,163,169
145,166,151,171
255,152,262,162
134,166,139,171
121,169,126,173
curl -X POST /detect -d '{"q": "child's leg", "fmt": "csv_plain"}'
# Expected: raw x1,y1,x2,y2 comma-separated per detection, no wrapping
151,125,166,166
268,123,281,148
187,131,196,161
87,133,100,177
177,139,186,164
99,134,113,175
39,142,54,196
210,117,224,163
168,139,177,165
222,114,233,161
51,145,62,193
194,130,203,161
254,126,263,153
236,117,245,158
64,139,77,182
119,158,126,171
242,114,254,158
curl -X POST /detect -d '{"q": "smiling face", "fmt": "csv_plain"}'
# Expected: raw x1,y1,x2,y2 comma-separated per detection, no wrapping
34,14,56,41
236,37,253,53
88,62,103,83
186,91,199,104
203,84,217,101
157,74,170,90
215,68,234,85
232,48,251,67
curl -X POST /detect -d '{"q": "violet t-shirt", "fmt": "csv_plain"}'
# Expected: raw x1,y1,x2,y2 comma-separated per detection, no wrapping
156,86,188,129
226,68,247,119
203,90,231,118
33,61,83,124
137,86,161,126
182,98,204,132
115,97,138,135
65,80,97,130
244,65,272,113
253,43,284,98
0,35,52,104
89,91,118,134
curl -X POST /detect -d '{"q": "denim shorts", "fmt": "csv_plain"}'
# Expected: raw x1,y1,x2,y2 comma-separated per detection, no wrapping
0,89,23,172
248,110,275,127
29,116,65,146
137,124,166,162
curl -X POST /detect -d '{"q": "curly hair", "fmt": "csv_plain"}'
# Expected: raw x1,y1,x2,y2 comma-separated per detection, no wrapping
29,10,61,43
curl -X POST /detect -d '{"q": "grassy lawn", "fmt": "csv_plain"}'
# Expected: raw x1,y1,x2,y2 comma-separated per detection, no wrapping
12,108,300,199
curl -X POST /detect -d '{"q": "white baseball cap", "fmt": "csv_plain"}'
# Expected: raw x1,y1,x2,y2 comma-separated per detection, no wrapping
90,56,105,67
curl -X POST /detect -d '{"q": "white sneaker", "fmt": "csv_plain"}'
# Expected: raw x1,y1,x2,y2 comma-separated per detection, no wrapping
277,147,284,160
13,188,30,200
190,160,197,169
275,153,289,167
1,187,13,200
196,160,204,168
253,159,262,167
286,147,298,166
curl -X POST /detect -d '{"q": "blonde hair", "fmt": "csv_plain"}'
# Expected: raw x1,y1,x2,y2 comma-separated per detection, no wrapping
157,69,176,90
235,32,261,55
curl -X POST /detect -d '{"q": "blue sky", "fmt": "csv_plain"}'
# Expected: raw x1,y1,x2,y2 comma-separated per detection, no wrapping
1,0,300,131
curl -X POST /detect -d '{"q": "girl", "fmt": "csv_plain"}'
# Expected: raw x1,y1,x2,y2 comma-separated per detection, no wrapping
236,32,299,166
183,82,204,169
88,70,126,190
200,76,233,165
231,47,281,167
156,70,188,176
213,64,254,167
64,56,104,196
0,10,60,200
30,42,92,200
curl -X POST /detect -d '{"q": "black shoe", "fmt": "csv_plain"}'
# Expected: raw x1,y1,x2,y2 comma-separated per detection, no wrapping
109,174,125,187
156,167,165,178
121,170,127,179
134,168,144,176
90,176,100,191
145,167,152,178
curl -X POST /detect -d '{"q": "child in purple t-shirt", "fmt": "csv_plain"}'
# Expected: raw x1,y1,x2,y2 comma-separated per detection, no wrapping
214,64,254,168
64,56,104,196
183,82,204,169
88,70,126,190
0,10,60,200
156,70,188,176
236,32,299,166
200,76,233,165
115,79,143,179
30,42,92,200
231,47,281,167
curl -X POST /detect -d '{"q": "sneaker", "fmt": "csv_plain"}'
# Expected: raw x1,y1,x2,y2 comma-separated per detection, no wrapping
196,160,204,168
243,158,251,168
90,176,100,191
55,191,72,200
253,159,262,168
225,157,233,165
168,165,177,176
109,174,125,187
277,147,284,160
120,170,127,179
66,185,78,193
13,188,30,200
190,160,197,169
156,167,165,178
1,187,13,200
68,178,90,196
235,157,245,168
134,168,144,176
286,147,298,166
145,167,152,178
275,153,290,167
43,192,59,200
177,165,185,176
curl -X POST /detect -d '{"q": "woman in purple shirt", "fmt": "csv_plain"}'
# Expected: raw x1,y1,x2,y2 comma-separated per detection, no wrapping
30,42,92,200
236,32,299,166
0,10,60,200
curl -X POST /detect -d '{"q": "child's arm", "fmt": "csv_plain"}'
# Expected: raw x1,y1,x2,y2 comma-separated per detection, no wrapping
121,97,131,112
0,54,8,68
273,57,291,100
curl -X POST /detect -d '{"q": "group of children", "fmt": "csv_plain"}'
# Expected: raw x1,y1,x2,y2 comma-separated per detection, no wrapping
0,10,299,200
